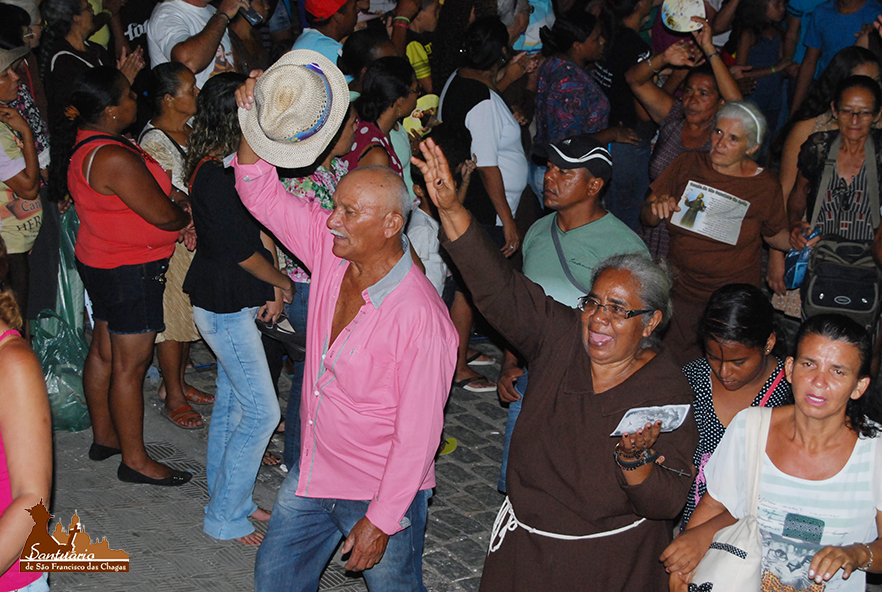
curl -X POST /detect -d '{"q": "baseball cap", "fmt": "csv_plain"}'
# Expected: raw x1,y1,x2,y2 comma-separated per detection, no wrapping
547,135,613,184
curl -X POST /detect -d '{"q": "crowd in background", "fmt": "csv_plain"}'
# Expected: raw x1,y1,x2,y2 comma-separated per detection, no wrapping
2,0,882,588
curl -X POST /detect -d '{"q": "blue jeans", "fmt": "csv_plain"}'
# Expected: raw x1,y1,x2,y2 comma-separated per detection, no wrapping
255,465,430,592
528,162,547,206
605,141,651,232
284,281,309,471
498,370,528,493
193,306,281,540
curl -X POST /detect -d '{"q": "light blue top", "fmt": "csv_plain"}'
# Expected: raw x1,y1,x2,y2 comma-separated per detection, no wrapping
803,0,882,75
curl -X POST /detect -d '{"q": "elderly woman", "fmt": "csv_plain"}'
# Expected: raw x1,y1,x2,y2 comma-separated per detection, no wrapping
641,100,790,365
414,139,698,592
788,76,882,266
664,313,882,592
626,19,741,258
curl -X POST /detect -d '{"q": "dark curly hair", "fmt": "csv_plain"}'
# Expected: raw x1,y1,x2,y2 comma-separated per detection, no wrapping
186,72,247,181
38,0,86,83
353,56,415,123
47,66,128,203
793,314,880,438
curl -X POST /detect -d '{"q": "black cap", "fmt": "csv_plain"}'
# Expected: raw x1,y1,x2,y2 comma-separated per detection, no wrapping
547,135,613,184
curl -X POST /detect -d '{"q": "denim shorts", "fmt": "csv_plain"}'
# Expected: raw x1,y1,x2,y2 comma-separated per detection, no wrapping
76,257,168,335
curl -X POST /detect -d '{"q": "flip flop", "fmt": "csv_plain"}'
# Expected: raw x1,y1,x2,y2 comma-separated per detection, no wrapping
466,352,495,366
453,376,497,393
437,437,458,456
184,386,215,404
161,404,204,430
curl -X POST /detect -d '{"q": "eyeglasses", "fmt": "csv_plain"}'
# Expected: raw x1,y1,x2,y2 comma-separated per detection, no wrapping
577,296,653,320
837,108,877,120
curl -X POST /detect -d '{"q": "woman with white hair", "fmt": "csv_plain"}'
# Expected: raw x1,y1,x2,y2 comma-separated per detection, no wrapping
641,100,791,364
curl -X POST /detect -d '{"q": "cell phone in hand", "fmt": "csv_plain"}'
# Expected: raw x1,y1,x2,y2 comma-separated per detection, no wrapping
239,5,263,25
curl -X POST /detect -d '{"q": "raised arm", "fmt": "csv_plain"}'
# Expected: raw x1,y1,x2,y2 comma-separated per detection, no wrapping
413,140,575,360
169,0,247,75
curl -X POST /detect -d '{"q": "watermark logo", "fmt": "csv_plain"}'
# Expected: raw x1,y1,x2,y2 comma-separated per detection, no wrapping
19,501,129,573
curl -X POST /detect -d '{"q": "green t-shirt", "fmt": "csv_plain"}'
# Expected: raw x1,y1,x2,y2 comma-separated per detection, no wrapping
522,212,649,308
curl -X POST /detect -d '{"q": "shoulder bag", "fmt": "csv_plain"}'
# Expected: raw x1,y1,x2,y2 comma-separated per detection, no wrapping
688,406,772,592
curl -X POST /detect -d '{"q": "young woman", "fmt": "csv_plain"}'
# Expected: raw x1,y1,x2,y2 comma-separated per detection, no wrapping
343,56,419,176
681,284,793,527
183,72,291,546
665,314,882,591
53,67,192,485
139,62,210,430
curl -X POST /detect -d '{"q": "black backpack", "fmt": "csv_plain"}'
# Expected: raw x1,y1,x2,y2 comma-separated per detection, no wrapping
801,134,882,330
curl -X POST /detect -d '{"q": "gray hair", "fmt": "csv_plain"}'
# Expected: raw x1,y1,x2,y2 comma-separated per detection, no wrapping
498,0,530,27
591,254,673,348
715,100,767,151
357,165,413,218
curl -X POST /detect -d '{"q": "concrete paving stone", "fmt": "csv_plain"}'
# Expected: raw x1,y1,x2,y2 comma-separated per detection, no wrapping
462,483,504,509
473,401,507,422
442,537,488,568
423,550,472,580
444,446,484,465
434,461,479,485
456,576,482,591
429,510,487,535
442,493,489,514
441,427,482,449
467,464,505,485
443,401,469,416
455,414,498,436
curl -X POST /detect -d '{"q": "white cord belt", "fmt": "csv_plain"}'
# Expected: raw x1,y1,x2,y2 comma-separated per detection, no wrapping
488,496,647,553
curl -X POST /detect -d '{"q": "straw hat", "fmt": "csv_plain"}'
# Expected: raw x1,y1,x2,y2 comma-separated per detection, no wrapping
238,49,350,168
3,0,40,27
0,47,28,74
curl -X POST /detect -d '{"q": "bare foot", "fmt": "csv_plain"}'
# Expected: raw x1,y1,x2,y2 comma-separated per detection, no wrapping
250,508,272,521
261,451,282,466
235,532,264,546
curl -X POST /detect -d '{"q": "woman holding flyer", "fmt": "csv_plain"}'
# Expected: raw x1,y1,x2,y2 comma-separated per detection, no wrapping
641,101,791,365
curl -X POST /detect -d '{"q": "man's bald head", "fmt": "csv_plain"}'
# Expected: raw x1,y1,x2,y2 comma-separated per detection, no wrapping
340,166,413,218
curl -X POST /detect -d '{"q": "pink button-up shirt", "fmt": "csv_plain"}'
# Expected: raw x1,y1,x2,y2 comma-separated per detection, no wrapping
234,156,457,535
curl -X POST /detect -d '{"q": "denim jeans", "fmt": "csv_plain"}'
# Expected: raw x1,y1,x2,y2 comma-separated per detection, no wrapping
528,162,547,207
284,282,309,471
605,141,651,232
498,370,528,493
255,464,430,592
193,306,281,540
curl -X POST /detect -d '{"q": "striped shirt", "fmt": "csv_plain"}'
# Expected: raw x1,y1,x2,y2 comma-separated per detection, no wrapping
706,409,880,591
818,163,876,241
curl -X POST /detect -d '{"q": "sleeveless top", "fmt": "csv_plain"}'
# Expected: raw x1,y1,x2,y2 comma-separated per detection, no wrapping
680,357,793,528
70,130,177,269
341,119,403,177
0,329,40,591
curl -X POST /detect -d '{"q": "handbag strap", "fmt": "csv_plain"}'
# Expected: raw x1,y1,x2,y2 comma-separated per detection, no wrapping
138,126,188,162
550,214,592,295
809,135,841,229
743,406,772,516
757,367,784,407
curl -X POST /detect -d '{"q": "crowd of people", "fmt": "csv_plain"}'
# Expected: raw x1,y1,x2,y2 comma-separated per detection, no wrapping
2,0,882,589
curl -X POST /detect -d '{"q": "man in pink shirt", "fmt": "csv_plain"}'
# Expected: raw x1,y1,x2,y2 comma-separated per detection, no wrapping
234,56,457,589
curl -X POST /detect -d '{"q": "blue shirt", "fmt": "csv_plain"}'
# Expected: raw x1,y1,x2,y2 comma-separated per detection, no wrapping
804,0,882,75
291,29,352,82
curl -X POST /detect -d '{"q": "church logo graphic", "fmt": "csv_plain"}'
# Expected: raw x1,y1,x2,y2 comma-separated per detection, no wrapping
19,501,129,573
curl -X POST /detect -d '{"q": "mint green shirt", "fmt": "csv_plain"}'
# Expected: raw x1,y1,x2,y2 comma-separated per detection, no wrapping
522,212,649,308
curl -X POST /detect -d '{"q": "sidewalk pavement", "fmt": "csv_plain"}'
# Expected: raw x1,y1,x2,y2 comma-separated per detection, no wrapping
47,341,508,592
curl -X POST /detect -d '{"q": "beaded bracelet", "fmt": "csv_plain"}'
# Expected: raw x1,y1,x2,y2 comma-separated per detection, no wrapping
614,447,659,471
858,542,874,571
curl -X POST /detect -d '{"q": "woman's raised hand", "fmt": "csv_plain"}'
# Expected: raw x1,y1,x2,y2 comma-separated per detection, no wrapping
236,70,264,110
664,38,700,69
412,139,459,212
690,17,715,55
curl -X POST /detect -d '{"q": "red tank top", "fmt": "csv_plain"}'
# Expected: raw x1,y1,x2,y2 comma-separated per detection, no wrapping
71,130,177,268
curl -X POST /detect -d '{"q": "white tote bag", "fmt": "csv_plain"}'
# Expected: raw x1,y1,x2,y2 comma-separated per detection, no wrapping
688,406,772,592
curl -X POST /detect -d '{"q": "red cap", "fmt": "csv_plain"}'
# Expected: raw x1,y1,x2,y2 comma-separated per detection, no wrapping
305,0,347,19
